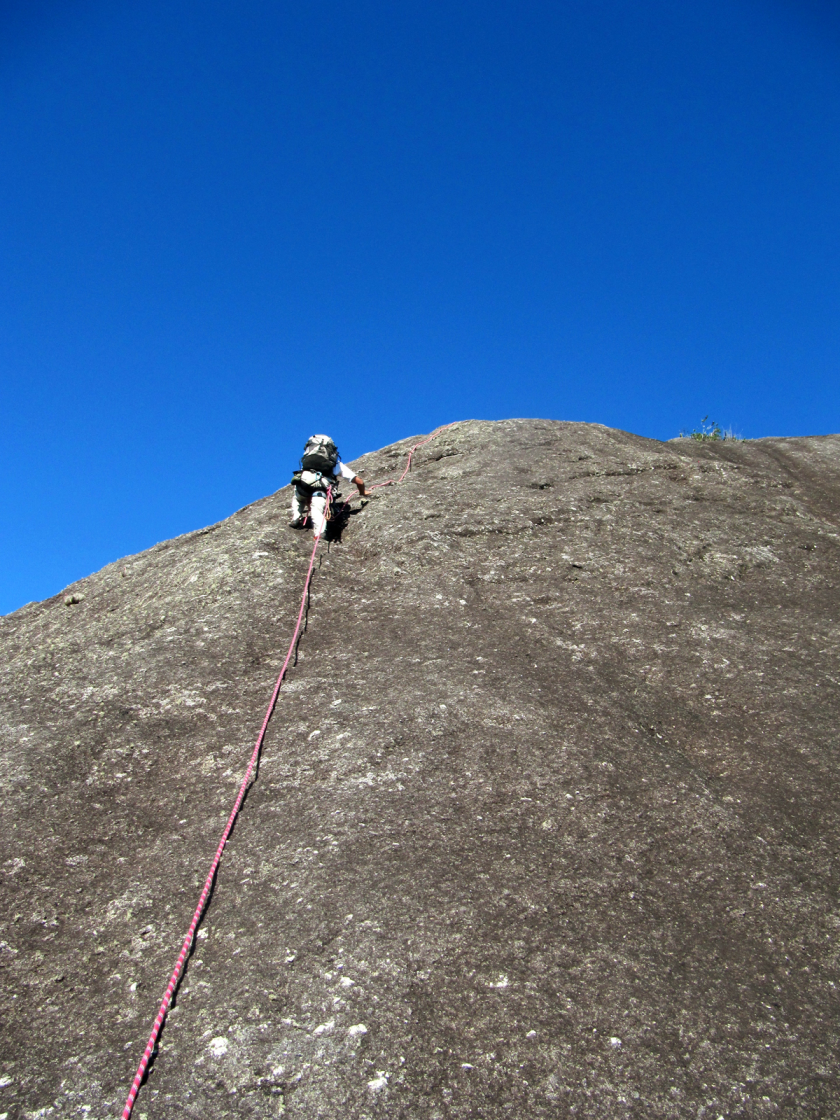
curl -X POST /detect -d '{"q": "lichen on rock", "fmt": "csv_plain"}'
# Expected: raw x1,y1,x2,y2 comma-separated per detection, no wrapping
1,419,839,1118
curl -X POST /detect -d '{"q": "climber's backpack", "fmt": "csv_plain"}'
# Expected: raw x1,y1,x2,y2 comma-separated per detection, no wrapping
301,434,339,474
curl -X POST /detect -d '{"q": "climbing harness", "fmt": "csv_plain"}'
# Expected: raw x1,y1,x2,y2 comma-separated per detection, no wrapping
293,468,328,490
291,468,331,494
121,423,458,1118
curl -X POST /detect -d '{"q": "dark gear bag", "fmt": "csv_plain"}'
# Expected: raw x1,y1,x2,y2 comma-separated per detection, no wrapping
301,434,339,474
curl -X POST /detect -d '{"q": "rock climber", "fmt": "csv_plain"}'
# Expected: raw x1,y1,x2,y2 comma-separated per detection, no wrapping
289,434,369,535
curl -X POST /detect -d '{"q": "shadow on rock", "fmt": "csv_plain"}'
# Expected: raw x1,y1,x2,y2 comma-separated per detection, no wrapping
324,497,366,542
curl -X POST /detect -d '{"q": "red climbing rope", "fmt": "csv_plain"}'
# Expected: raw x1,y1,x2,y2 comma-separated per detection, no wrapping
355,421,460,495
121,422,460,1117
120,488,332,1119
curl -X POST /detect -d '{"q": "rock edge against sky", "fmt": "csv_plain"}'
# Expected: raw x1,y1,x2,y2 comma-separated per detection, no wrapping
1,419,838,1118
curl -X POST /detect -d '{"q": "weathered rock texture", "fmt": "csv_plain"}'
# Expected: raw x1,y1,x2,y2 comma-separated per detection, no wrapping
2,419,839,1120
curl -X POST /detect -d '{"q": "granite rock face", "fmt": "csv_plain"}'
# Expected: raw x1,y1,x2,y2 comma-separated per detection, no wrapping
1,419,839,1120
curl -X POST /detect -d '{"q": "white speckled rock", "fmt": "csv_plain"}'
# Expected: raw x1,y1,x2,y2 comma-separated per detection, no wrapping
2,420,839,1118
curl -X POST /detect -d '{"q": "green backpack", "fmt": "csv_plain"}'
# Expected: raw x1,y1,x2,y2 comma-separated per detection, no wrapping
300,434,339,474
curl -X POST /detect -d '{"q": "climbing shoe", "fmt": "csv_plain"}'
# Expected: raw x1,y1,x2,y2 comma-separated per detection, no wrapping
289,517,307,529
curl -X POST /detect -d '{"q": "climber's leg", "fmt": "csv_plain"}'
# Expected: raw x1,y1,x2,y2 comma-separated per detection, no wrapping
309,491,328,536
290,485,310,528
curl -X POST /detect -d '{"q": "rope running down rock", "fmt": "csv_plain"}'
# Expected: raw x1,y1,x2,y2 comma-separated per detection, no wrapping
121,422,458,1118
120,485,332,1119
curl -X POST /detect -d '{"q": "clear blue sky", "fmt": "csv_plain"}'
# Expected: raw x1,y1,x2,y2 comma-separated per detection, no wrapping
2,0,839,614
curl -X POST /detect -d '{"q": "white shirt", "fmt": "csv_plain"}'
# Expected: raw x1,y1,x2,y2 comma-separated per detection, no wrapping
332,460,357,481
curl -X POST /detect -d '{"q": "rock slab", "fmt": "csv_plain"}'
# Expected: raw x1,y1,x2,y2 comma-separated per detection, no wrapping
1,419,839,1118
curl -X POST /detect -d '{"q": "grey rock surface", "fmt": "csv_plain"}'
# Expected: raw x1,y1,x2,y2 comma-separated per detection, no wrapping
1,419,839,1119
